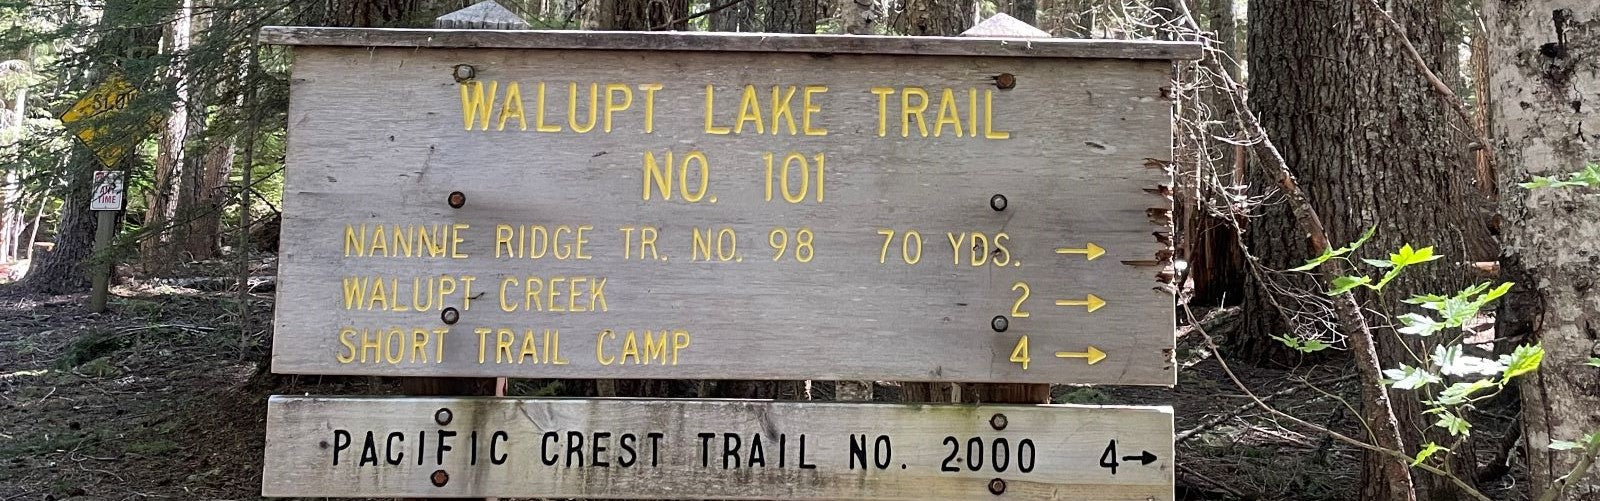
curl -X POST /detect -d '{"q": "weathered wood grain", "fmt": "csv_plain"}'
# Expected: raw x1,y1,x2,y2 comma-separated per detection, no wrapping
269,45,1177,385
262,396,1175,499
258,27,1203,60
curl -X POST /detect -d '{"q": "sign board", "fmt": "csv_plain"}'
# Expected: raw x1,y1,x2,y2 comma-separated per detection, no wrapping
60,75,149,168
263,396,1174,500
90,170,125,210
261,28,1195,385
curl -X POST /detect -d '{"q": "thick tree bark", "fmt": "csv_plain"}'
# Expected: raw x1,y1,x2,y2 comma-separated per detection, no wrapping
143,0,193,275
1245,1,1490,499
597,0,688,30
836,0,877,34
1486,3,1600,500
888,0,971,36
766,0,818,33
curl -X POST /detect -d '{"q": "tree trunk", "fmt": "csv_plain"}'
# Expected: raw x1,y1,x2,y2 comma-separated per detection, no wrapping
1486,3,1600,500
889,0,971,36
2,81,24,263
143,0,193,275
766,0,818,33
21,0,161,294
597,0,688,30
1003,0,1035,26
1245,1,1489,500
20,150,101,294
836,0,876,34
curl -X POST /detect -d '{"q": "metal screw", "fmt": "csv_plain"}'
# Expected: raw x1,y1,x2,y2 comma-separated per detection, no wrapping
988,478,1006,495
991,316,1008,333
994,73,1016,90
431,469,450,487
990,194,1008,212
434,407,453,426
451,64,476,83
990,413,1008,431
447,191,466,208
441,307,460,325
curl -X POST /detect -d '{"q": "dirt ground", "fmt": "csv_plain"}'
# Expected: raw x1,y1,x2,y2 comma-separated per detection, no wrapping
0,271,1527,501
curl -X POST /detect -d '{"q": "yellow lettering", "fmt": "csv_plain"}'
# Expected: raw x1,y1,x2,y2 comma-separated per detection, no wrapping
535,82,562,132
735,85,764,134
770,86,797,135
934,87,962,137
984,90,1010,139
499,278,517,312
524,277,544,311
459,80,497,130
703,85,730,134
568,82,598,133
344,224,366,257
337,327,357,363
596,330,615,365
637,83,662,133
643,151,672,201
870,87,895,137
672,330,690,364
497,82,527,131
802,85,827,136
476,327,491,363
603,83,632,133
901,87,929,138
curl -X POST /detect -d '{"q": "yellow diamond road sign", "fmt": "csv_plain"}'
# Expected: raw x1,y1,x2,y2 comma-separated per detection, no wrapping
60,75,150,168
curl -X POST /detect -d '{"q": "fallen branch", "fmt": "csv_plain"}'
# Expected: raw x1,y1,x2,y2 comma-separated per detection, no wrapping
1176,372,1357,443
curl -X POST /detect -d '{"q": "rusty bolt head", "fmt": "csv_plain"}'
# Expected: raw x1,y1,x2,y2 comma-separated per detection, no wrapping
988,478,1006,495
990,194,1008,212
990,413,1008,431
431,469,450,487
991,316,1008,333
447,191,466,208
434,407,453,426
441,307,460,325
994,73,1016,90
451,64,476,83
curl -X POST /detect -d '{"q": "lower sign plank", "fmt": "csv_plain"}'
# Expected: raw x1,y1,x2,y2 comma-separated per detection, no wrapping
263,396,1174,500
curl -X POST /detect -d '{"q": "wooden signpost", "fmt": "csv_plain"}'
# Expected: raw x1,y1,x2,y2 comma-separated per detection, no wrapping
263,396,1173,500
259,14,1198,500
260,28,1194,386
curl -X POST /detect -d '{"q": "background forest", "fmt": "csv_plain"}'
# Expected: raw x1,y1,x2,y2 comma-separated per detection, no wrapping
1,0,1597,500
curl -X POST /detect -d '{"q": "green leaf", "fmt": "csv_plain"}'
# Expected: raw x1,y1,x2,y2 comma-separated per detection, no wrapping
1500,344,1545,382
1404,293,1448,305
1587,357,1600,368
1293,226,1378,271
1435,379,1497,406
1550,440,1583,451
1362,258,1395,268
1271,334,1332,353
1383,365,1441,390
1434,411,1472,437
1412,442,1449,466
1389,244,1443,267
1398,313,1444,337
1290,249,1336,272
1521,163,1600,189
1328,275,1373,295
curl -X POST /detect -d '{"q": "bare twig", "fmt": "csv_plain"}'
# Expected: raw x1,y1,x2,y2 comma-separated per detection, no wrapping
651,0,749,30
1537,439,1600,501
1176,373,1356,443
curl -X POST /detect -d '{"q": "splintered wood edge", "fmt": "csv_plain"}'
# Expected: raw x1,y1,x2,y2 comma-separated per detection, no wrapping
258,27,1203,60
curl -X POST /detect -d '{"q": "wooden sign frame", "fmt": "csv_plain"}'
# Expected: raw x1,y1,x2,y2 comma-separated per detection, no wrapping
263,396,1175,500
261,28,1194,386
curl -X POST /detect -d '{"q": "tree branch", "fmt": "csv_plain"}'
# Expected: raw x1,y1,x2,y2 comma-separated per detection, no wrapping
651,0,749,30
1360,0,1497,171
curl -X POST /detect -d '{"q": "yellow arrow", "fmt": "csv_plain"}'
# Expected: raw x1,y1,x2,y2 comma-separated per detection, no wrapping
1055,294,1106,313
1055,243,1105,261
1055,346,1107,365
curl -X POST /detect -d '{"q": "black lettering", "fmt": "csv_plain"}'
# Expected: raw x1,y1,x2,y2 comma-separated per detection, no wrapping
1018,438,1036,473
386,432,405,465
965,437,982,471
417,431,426,465
874,435,892,470
722,433,742,469
360,431,379,466
332,430,351,465
940,436,960,472
798,434,816,469
437,430,456,466
469,430,479,466
849,434,867,470
778,434,787,468
593,432,611,467
749,434,765,468
698,432,716,468
992,437,1009,472
619,433,638,467
649,432,664,467
541,432,559,466
491,431,509,465
565,431,584,467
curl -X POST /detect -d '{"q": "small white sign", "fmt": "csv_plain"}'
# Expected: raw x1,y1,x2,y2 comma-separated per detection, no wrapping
90,170,124,211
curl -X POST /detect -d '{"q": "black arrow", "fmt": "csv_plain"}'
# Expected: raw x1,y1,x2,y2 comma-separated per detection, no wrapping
1121,451,1157,465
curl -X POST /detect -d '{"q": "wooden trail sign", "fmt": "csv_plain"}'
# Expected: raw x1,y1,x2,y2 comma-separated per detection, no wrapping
262,396,1174,500
261,28,1198,385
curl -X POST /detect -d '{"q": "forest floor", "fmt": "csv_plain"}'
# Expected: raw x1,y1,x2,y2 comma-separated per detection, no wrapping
0,260,1528,501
